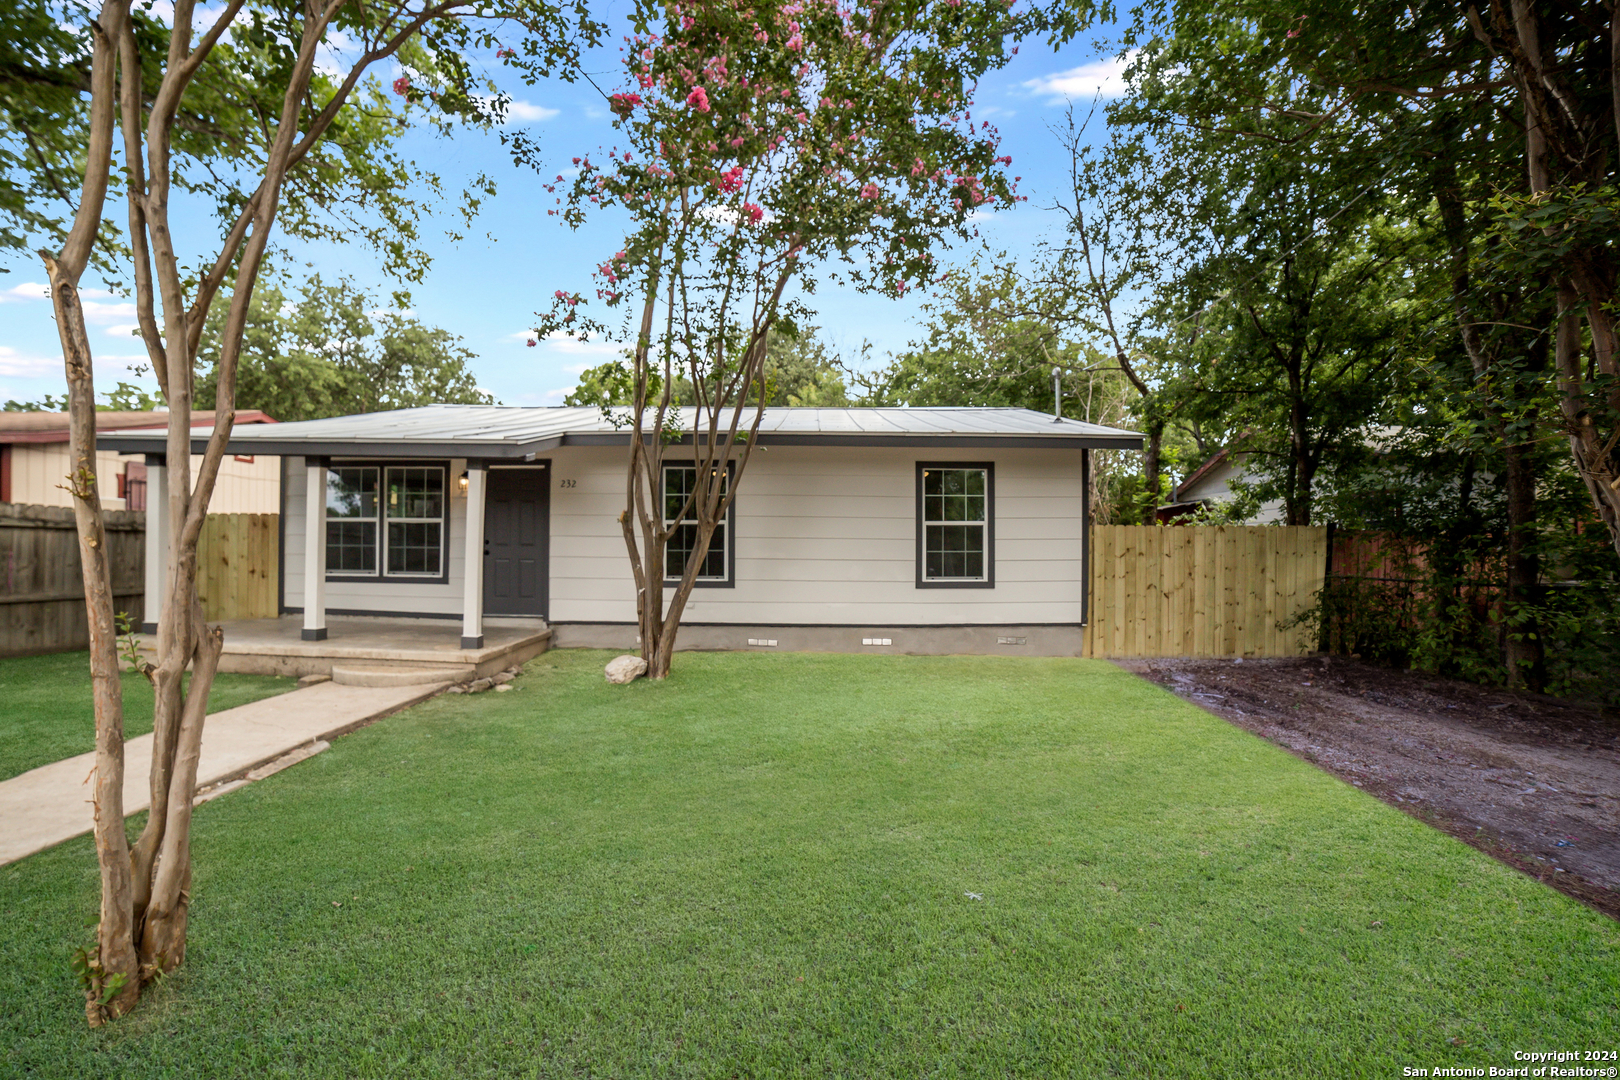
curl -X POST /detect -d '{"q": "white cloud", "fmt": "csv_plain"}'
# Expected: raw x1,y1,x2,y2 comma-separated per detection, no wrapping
543,387,571,402
80,300,138,322
1022,53,1134,102
0,282,49,303
540,334,623,358
0,346,58,378
509,330,623,359
699,203,777,228
506,99,560,122
104,324,142,339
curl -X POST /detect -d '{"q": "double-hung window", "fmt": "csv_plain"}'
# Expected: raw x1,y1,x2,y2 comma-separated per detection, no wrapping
917,463,994,587
663,463,732,586
326,464,446,579
326,467,378,574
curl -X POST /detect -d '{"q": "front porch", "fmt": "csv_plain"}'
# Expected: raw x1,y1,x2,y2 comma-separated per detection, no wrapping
145,615,552,681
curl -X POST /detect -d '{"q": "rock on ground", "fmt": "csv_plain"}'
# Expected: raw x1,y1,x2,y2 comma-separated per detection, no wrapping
605,654,649,684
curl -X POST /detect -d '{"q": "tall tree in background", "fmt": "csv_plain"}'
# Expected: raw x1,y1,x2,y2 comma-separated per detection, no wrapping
538,0,1033,678
1146,0,1620,556
41,0,596,1024
195,273,493,420
564,325,849,410
1108,0,1617,684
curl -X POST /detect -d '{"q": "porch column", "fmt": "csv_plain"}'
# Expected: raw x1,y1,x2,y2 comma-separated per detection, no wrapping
461,461,487,649
302,457,327,641
141,454,168,635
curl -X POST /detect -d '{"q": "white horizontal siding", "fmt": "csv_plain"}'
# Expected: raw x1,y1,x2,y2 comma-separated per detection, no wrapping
548,444,1085,625
277,444,1087,625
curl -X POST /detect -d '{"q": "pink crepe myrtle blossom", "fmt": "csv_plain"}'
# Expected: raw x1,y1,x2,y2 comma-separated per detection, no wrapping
859,184,880,199
743,203,764,223
715,165,746,192
609,92,644,117
686,86,711,112
392,75,410,95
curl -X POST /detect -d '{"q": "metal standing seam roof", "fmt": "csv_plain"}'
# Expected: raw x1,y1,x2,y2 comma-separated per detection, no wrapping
97,405,1143,458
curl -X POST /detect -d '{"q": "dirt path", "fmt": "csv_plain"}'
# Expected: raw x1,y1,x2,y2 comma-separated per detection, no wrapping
1117,655,1620,920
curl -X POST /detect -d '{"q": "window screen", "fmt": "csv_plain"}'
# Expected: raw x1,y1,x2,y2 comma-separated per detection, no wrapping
326,467,378,574
920,466,989,582
663,464,729,581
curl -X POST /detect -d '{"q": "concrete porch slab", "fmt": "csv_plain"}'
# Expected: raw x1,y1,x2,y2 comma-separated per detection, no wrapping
141,615,551,680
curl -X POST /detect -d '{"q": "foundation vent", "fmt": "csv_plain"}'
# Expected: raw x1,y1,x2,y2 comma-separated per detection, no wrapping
998,636,1027,646
747,638,778,647
862,637,893,647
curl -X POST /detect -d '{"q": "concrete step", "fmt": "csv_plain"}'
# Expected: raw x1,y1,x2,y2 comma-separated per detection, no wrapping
329,664,471,688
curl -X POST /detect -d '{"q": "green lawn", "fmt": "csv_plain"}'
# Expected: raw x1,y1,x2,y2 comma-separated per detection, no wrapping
0,651,1613,1077
0,651,296,781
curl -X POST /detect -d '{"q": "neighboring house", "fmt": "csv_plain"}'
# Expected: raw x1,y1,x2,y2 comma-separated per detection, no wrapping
1162,447,1286,524
1,410,280,513
100,405,1141,655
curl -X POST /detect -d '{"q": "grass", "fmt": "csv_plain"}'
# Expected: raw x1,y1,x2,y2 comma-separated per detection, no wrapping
0,651,296,781
0,650,1614,1078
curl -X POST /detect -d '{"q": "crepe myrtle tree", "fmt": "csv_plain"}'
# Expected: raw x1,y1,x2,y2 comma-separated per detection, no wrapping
43,0,598,1025
534,0,1024,678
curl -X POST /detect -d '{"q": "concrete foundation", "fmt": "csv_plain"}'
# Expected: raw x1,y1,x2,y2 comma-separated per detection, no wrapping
550,622,1088,657
140,615,551,679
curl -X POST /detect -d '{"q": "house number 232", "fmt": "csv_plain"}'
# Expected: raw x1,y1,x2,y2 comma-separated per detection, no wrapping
559,479,577,488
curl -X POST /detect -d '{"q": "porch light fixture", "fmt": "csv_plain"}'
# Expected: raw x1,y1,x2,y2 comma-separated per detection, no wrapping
458,471,469,494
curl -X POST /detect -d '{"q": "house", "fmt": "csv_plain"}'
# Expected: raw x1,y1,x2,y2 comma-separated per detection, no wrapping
1,410,280,513
99,405,1141,658
1161,447,1286,524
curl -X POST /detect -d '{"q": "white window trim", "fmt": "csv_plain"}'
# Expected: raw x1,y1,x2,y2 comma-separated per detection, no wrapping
324,462,449,582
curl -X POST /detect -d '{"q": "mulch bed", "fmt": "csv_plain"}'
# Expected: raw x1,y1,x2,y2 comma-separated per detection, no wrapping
1118,655,1620,921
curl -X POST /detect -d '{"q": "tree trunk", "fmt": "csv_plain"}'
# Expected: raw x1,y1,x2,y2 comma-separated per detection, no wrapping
1141,420,1163,525
1566,291,1620,557
1502,435,1544,690
1286,378,1314,526
140,603,224,970
50,265,141,1023
40,0,137,1025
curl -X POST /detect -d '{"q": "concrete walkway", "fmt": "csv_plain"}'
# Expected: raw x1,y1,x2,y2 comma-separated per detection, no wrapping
0,679,449,867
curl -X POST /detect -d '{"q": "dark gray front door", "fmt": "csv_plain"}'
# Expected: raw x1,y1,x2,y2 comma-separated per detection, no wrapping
484,467,549,618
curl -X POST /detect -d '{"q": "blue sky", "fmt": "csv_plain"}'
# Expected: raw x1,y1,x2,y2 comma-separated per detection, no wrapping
0,9,1129,409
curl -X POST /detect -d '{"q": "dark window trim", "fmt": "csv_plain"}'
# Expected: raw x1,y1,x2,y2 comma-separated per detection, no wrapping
915,461,995,589
661,459,735,589
323,458,452,585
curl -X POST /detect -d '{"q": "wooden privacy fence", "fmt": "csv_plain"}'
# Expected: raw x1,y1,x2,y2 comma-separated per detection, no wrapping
195,513,278,622
0,503,145,657
0,507,278,656
1086,525,1331,658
